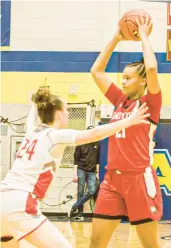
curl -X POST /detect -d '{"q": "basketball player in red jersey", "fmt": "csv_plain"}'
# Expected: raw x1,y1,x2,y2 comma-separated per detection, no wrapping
0,86,149,247
89,17,162,248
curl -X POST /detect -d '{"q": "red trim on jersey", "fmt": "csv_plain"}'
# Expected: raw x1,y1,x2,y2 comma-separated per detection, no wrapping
33,170,53,199
18,218,47,241
25,193,38,215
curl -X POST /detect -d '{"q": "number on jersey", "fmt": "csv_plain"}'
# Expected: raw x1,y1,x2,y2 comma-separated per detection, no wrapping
17,139,38,160
116,129,126,138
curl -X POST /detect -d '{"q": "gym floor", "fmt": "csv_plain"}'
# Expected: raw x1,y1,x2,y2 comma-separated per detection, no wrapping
20,219,171,248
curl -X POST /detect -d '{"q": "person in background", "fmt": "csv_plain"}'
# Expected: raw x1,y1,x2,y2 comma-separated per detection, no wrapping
69,126,100,220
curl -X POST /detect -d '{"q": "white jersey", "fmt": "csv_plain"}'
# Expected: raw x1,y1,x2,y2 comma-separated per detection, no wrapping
1,125,80,199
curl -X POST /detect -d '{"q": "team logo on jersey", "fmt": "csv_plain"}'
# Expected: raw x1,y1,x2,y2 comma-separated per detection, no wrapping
111,112,132,120
111,101,139,120
153,149,171,196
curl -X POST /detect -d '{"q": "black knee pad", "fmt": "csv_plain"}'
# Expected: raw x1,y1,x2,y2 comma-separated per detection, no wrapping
0,236,14,242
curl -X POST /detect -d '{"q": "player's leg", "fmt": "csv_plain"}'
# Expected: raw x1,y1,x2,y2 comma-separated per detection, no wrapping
89,171,127,248
136,221,161,248
125,168,163,248
75,171,97,220
76,171,97,207
89,218,120,248
69,168,86,217
0,205,20,248
23,219,72,248
0,237,20,248
77,168,86,213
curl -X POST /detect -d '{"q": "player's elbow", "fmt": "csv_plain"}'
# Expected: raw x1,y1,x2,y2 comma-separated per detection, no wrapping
90,66,98,75
90,70,100,85
90,65,103,75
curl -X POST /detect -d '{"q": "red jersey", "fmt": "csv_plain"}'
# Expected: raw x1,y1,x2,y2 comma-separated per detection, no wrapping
105,83,162,171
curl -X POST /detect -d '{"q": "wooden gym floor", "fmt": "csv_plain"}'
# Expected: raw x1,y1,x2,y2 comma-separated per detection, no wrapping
20,220,171,248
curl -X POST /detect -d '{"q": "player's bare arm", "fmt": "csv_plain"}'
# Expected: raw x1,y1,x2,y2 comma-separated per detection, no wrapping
136,17,160,94
90,27,125,95
75,103,149,145
26,101,38,133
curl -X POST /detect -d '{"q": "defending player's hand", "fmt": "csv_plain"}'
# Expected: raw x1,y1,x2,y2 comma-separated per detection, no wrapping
129,102,150,125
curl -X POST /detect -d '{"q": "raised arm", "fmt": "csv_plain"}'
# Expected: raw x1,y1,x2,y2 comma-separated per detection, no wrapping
26,102,39,133
90,37,118,94
90,28,125,105
26,87,51,133
136,17,160,94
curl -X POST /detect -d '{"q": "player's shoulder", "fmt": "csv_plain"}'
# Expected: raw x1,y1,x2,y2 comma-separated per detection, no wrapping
140,90,162,104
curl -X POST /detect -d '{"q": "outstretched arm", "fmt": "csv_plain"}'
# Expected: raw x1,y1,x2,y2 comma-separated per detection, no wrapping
75,103,149,145
26,92,40,133
26,103,39,133
49,104,149,157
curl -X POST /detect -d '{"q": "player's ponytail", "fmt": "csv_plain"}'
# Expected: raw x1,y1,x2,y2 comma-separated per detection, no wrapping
32,87,64,124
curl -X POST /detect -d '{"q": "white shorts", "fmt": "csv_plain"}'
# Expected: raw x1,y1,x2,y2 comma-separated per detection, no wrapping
0,189,47,241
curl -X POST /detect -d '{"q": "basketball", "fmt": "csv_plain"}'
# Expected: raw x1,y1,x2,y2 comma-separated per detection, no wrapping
119,9,153,41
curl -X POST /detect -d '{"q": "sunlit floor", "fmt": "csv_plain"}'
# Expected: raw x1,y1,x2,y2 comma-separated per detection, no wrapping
20,220,171,248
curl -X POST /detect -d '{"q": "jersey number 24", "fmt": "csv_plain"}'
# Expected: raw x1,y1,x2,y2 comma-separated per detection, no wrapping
17,139,38,160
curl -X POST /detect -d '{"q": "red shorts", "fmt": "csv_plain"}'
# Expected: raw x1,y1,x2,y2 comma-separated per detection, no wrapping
94,167,163,225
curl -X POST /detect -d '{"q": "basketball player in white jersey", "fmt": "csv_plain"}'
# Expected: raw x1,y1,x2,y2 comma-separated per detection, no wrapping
0,87,150,248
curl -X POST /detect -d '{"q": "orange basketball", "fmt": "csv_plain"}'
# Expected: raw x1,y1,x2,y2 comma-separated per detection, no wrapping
119,9,153,41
